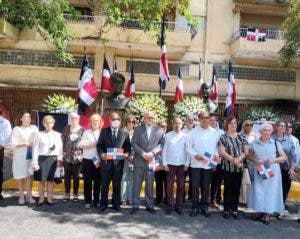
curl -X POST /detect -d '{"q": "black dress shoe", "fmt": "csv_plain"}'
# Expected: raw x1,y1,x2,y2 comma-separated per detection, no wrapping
46,201,54,206
112,205,121,211
165,208,172,215
175,208,184,215
0,193,3,201
223,211,230,219
130,207,139,215
99,205,108,212
231,212,239,220
189,209,199,217
146,207,156,214
201,209,210,218
37,201,45,207
154,199,162,205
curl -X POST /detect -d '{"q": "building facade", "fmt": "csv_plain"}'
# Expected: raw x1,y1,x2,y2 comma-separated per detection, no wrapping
0,0,299,124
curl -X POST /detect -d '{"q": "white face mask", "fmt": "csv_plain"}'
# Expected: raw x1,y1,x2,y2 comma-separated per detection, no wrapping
111,120,121,128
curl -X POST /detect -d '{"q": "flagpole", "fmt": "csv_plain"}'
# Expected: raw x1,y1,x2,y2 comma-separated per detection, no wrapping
159,14,166,98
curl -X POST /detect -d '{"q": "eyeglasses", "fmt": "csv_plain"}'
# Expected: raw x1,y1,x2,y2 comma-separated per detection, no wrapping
161,125,167,128
127,120,135,123
200,117,209,120
245,124,253,127
288,126,293,128
278,125,286,127
112,118,120,121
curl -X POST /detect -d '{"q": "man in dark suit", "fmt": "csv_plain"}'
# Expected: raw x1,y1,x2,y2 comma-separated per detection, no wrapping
130,111,164,214
97,112,131,212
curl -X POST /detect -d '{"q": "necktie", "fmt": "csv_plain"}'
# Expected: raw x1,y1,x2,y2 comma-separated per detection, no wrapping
112,131,117,144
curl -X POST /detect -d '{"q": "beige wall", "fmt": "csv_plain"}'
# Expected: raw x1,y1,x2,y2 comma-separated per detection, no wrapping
241,13,285,29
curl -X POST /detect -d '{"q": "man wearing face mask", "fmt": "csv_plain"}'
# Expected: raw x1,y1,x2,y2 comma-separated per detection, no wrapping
97,112,131,212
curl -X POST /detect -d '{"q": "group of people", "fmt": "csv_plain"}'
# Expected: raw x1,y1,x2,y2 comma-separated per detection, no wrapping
0,110,299,225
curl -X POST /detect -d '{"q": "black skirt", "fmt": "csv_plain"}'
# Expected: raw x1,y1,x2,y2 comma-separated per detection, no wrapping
34,155,57,182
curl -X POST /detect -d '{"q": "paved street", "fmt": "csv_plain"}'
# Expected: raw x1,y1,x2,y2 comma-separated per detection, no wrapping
0,190,299,239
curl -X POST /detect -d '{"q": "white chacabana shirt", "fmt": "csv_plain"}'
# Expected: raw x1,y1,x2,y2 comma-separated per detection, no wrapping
32,130,63,164
78,129,100,160
186,125,219,169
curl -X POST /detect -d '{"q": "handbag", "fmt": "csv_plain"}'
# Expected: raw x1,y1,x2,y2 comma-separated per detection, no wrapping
242,168,251,185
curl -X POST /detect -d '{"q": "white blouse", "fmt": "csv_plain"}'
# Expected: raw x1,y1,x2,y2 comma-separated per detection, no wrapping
78,129,100,160
32,130,63,164
11,125,38,150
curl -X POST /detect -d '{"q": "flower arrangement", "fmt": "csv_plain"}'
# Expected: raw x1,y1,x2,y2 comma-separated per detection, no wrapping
241,106,280,123
125,93,168,125
173,96,208,123
41,94,78,114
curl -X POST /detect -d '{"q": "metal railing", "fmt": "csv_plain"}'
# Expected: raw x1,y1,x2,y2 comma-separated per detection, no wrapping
234,27,287,41
63,14,191,32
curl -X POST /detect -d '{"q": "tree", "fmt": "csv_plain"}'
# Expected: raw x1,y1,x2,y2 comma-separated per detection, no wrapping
0,0,78,63
279,0,300,67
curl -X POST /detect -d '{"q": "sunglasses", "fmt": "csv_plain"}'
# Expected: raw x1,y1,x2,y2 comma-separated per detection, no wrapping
245,124,253,127
161,125,167,128
200,117,209,119
127,120,135,123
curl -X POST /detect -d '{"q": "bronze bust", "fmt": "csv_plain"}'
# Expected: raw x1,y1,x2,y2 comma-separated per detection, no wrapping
106,72,129,109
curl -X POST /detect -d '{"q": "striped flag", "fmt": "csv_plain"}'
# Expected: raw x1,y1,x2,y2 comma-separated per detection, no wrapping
198,60,203,98
105,148,124,160
159,16,170,90
202,152,218,169
174,67,184,103
224,62,237,118
209,66,218,112
113,56,118,73
148,156,160,172
101,55,112,93
256,163,274,180
77,55,98,115
124,60,135,99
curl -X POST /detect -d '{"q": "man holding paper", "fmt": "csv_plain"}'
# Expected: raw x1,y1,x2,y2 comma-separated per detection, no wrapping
186,111,220,218
97,112,131,212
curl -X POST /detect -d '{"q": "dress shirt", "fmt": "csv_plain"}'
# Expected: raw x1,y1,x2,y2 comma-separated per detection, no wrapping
162,131,188,167
145,125,152,140
32,131,63,164
186,125,219,169
0,115,12,147
78,129,100,160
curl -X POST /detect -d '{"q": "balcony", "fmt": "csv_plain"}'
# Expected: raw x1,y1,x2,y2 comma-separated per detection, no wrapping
231,27,286,61
64,14,192,54
234,0,291,6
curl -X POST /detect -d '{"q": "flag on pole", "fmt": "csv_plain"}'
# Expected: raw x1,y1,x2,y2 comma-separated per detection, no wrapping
224,62,237,118
113,56,118,73
198,60,203,98
159,16,170,90
124,60,135,99
174,66,184,103
77,55,98,115
101,55,112,93
209,66,218,112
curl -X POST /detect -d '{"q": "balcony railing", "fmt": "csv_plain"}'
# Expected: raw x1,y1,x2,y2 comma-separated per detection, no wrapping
231,27,286,42
63,14,191,32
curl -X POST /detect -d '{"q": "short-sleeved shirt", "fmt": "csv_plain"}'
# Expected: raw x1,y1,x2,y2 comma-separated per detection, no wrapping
218,133,248,173
250,137,283,162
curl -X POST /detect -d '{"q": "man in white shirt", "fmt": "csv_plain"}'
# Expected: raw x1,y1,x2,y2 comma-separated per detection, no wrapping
0,113,12,200
163,118,188,215
186,111,219,217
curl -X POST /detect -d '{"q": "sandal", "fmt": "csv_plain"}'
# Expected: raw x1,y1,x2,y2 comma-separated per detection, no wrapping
262,214,270,225
276,214,284,220
62,195,70,202
18,196,25,205
85,203,91,209
26,197,36,204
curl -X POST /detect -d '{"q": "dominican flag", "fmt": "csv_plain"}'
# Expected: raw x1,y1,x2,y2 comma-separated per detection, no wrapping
113,56,118,73
246,28,256,41
174,67,184,103
201,152,218,169
210,66,218,112
105,148,124,160
246,28,266,42
159,16,170,90
198,60,204,98
224,62,237,118
92,156,100,168
101,55,112,93
257,29,267,42
124,60,135,99
77,55,98,115
256,163,274,180
148,155,160,172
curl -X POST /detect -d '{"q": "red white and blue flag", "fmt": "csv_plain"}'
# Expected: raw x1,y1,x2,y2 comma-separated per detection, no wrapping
159,16,170,90
224,62,237,118
198,60,204,98
77,55,98,115
124,60,135,99
174,67,184,103
256,163,274,180
201,152,218,169
148,156,160,172
101,54,112,93
247,28,266,42
210,66,218,112
105,148,124,160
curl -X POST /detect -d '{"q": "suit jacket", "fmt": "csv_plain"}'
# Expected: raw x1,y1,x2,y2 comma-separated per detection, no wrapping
97,127,131,165
131,124,164,168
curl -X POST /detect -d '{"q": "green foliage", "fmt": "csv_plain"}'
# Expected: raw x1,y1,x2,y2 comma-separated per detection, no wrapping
279,0,300,67
125,93,168,125
241,107,280,123
42,93,78,113
173,96,207,123
0,0,78,63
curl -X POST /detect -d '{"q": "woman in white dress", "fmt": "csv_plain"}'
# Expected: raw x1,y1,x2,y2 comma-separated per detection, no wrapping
247,123,287,225
11,112,38,205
